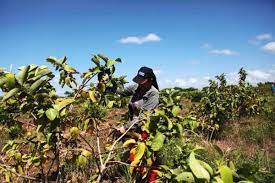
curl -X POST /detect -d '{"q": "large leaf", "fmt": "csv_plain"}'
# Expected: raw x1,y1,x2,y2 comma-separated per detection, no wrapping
64,65,77,73
219,165,233,183
53,98,75,111
151,132,165,151
45,108,58,121
29,79,45,94
5,73,16,89
97,54,108,62
188,151,210,181
163,115,173,130
76,155,88,168
89,90,98,102
172,105,181,116
123,139,136,148
2,88,19,101
106,59,117,68
91,55,100,66
32,68,52,81
46,56,58,64
198,160,214,176
134,142,146,162
176,172,195,182
15,65,30,85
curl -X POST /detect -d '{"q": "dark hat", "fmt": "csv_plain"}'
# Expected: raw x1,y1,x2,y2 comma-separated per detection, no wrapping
133,66,154,84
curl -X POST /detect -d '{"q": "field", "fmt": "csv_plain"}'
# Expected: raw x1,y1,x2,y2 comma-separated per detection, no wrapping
0,54,274,183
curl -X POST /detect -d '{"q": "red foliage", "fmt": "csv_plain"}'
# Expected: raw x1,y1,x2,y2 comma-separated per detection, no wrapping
129,152,135,162
149,170,157,183
141,131,148,140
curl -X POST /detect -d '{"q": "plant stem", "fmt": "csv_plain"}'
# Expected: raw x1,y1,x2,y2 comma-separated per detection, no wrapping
96,118,140,182
0,163,38,181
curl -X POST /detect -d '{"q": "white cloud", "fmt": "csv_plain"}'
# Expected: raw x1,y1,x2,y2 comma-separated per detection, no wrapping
247,70,272,82
256,33,272,41
227,69,274,85
262,42,275,54
203,76,210,80
119,33,161,44
202,43,212,49
191,60,200,65
158,68,274,89
249,33,272,45
189,77,197,84
209,49,239,56
175,78,187,87
153,68,162,75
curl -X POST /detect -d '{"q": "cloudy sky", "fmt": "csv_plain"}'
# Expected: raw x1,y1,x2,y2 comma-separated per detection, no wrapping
0,0,274,94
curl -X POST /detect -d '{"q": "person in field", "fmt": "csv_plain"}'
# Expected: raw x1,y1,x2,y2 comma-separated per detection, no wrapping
115,66,159,133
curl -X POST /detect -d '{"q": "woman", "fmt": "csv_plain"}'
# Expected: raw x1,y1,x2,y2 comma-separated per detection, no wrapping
116,66,159,133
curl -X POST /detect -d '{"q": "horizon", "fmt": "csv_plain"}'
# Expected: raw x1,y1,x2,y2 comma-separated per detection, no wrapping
1,0,274,95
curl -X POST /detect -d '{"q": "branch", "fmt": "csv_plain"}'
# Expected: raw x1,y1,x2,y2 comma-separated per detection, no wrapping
0,163,38,181
107,161,158,169
96,120,104,167
104,118,140,167
96,118,140,182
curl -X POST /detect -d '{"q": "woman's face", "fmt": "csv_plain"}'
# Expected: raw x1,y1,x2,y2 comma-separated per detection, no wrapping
139,78,152,90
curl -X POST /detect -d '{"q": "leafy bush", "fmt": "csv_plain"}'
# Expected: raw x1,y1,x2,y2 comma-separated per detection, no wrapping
194,68,266,135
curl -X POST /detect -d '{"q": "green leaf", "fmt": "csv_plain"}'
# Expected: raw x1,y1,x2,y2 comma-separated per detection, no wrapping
64,65,77,73
57,56,67,64
123,139,136,148
45,108,58,121
29,79,45,94
107,100,115,108
89,90,98,102
219,165,233,183
76,155,88,168
163,115,173,130
81,149,92,157
106,59,117,68
46,56,58,64
70,127,80,138
15,65,30,85
53,98,75,111
176,172,195,182
115,58,122,62
46,133,52,144
172,105,181,116
97,54,108,62
198,160,214,176
91,56,100,66
213,176,223,183
5,73,16,89
2,88,19,101
151,132,165,151
188,151,210,181
134,142,146,162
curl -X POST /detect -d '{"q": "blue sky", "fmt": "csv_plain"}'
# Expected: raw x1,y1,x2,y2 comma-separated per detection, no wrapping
1,0,274,94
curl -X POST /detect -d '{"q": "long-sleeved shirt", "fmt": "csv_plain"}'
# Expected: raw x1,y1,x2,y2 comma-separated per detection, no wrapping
117,84,159,129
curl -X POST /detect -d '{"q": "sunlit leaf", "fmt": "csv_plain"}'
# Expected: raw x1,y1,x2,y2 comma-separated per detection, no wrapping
188,151,210,181
151,132,165,151
176,172,195,182
123,139,136,148
45,108,58,121
2,88,19,101
219,165,233,183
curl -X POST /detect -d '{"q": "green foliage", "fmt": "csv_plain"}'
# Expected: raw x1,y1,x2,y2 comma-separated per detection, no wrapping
194,68,266,135
0,53,125,182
